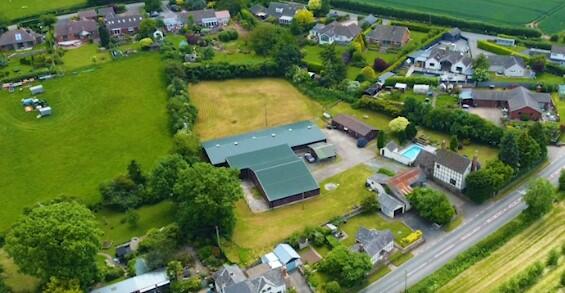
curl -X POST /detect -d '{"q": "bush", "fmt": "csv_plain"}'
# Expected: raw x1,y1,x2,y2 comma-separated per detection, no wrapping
384,76,439,87
477,40,529,59
496,261,544,293
546,249,559,266
355,96,403,117
184,61,282,82
390,20,434,33
325,281,342,293
377,167,395,176
103,266,124,282
361,194,379,213
218,30,238,42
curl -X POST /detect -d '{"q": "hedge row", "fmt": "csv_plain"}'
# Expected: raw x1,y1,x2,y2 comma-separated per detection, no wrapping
330,0,541,38
384,76,440,87
183,61,282,82
477,40,529,59
0,68,55,83
546,63,565,77
495,261,545,293
408,215,534,292
390,20,435,33
354,96,403,117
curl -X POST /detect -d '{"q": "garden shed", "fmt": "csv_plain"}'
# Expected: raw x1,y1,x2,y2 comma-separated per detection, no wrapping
307,142,337,161
413,84,430,94
38,107,52,117
29,85,44,95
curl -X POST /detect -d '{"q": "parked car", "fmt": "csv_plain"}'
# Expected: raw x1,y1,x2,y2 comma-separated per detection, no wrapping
304,153,316,163
462,104,470,111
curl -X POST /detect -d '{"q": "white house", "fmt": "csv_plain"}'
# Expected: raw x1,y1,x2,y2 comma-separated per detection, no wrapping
424,47,472,75
352,227,394,264
309,21,361,45
432,149,472,191
486,55,531,78
214,264,287,293
182,9,231,28
550,45,565,64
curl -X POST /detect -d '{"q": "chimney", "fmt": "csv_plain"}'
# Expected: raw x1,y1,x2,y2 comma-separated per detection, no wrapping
441,140,447,150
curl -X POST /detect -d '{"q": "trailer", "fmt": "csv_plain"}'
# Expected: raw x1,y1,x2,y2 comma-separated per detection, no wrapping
29,85,44,95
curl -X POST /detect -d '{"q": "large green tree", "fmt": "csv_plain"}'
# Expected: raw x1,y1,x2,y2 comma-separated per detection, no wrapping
274,42,303,73
216,0,247,15
319,246,372,287
320,44,346,87
138,224,180,269
149,154,189,201
465,160,514,202
249,23,292,56
408,188,455,225
171,129,202,164
524,179,556,218
144,0,162,12
5,200,101,286
173,163,243,238
98,22,111,48
499,131,520,169
528,122,548,160
517,131,542,169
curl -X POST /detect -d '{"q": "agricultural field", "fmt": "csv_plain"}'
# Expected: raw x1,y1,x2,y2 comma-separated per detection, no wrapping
346,0,565,33
225,164,412,265
437,202,565,292
189,78,324,140
0,54,172,232
0,0,85,22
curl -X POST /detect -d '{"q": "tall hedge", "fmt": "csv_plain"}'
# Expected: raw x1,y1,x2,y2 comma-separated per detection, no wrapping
477,40,529,59
384,76,440,87
330,0,541,38
184,61,282,82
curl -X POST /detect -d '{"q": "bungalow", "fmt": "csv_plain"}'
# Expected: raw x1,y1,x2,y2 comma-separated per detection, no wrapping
105,14,144,36
424,47,472,75
550,45,565,64
215,264,287,293
352,227,394,264
182,9,231,28
331,114,379,141
265,2,305,24
469,86,553,121
415,148,476,192
0,28,42,51
486,55,532,78
366,24,410,48
55,19,99,44
309,21,361,45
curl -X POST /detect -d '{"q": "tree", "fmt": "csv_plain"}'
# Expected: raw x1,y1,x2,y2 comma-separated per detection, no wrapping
373,58,389,72
98,22,111,48
145,0,162,12
546,249,559,266
5,200,101,286
528,122,548,160
473,68,490,84
405,123,418,141
216,0,247,15
324,281,342,293
173,163,243,238
465,160,514,202
408,188,455,225
249,23,292,56
360,66,376,80
139,224,180,269
185,0,206,10
308,0,322,11
100,175,143,211
200,46,215,60
524,178,556,218
377,131,386,149
308,0,330,17
389,116,409,133
529,55,546,73
125,209,140,228
128,160,146,185
499,131,521,169
149,154,189,200
43,277,82,293
140,37,154,49
319,44,346,87
39,14,57,29
559,169,565,192
473,54,489,70
319,246,372,287
138,19,158,39
171,129,201,164
274,42,303,73
0,265,8,293
449,135,459,151
291,9,314,34
518,131,541,170
166,260,183,281
361,194,379,213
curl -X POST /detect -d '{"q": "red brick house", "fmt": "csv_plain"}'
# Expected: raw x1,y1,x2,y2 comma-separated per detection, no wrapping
470,86,552,121
55,19,99,44
366,25,410,48
0,28,42,51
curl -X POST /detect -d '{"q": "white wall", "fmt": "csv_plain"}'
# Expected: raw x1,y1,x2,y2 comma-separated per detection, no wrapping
381,148,412,165
425,58,441,70
433,163,470,190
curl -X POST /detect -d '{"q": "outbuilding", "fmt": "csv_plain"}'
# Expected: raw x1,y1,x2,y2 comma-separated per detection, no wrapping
38,107,52,117
331,114,379,141
29,85,44,95
394,83,407,92
413,84,430,94
307,142,337,161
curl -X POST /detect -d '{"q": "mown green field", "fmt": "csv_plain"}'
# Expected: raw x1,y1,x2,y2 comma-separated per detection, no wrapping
0,54,172,232
348,0,565,33
0,0,86,22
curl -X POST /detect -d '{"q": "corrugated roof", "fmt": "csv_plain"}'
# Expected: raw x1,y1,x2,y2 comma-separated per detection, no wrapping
203,121,325,166
274,244,300,264
332,115,377,137
308,142,337,160
255,158,318,201
91,270,169,293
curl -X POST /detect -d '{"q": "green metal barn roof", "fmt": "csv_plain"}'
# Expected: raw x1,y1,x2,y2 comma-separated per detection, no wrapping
202,121,326,165
308,142,337,160
226,144,319,202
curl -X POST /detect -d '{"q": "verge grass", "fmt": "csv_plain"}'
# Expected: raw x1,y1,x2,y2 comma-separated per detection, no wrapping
0,249,40,292
0,0,86,22
190,78,324,140
0,54,172,232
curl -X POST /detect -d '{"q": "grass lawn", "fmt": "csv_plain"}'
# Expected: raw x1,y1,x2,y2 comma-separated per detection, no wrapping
490,72,565,84
189,78,324,140
212,52,269,64
61,44,111,72
327,102,499,163
437,202,565,292
0,249,40,292
340,213,413,246
390,251,414,267
0,53,172,232
225,164,376,264
0,0,85,22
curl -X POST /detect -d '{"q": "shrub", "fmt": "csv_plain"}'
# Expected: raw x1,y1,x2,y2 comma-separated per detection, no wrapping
355,96,403,117
496,261,544,293
477,40,529,59
361,194,379,213
384,76,439,87
218,30,238,42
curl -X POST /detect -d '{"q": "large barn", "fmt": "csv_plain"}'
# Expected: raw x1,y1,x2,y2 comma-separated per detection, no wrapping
202,121,326,208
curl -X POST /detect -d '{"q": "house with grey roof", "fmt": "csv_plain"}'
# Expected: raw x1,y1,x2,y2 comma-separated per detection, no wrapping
181,9,231,28
250,4,268,19
55,19,99,44
361,14,378,26
352,227,394,264
366,24,410,48
470,86,553,121
424,46,472,75
309,21,361,45
90,269,169,293
486,55,532,78
0,28,42,51
265,2,305,24
550,45,565,64
78,9,98,20
97,6,116,18
105,14,144,37
215,264,287,293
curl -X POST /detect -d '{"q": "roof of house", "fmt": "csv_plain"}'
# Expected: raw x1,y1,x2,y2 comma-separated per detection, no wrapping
97,6,115,17
445,27,461,38
551,45,565,55
55,19,98,37
267,2,305,18
184,9,217,23
202,121,325,165
378,72,395,83
308,142,337,160
105,14,144,30
274,244,300,265
78,9,98,19
435,149,471,174
91,270,169,293
354,227,393,258
387,168,425,197
414,149,437,170
332,114,378,136
215,264,248,292
367,24,409,43
216,10,231,19
378,192,405,212
316,21,361,39
471,86,552,112
0,29,39,46
250,4,267,15
429,47,472,66
486,55,526,70
362,14,378,25
224,267,286,293
115,242,132,257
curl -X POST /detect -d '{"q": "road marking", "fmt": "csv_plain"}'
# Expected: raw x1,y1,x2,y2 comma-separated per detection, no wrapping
408,262,428,276
434,244,455,258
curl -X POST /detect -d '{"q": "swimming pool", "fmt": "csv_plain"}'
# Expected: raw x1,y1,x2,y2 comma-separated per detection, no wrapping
400,144,424,161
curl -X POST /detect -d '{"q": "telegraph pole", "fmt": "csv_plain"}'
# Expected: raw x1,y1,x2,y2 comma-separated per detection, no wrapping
215,226,221,248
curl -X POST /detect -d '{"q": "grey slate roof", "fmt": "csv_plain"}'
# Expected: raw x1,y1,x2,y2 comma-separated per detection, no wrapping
384,141,398,152
362,14,378,25
219,266,286,293
414,149,437,171
215,264,247,292
105,14,144,31
471,86,551,112
332,115,378,136
0,29,40,47
55,19,98,37
250,4,267,15
355,227,393,258
552,45,565,55
97,7,115,18
378,192,405,212
429,47,472,66
184,9,217,23
267,2,305,18
435,149,471,174
486,55,526,70
78,9,97,19
316,21,361,39
367,24,409,43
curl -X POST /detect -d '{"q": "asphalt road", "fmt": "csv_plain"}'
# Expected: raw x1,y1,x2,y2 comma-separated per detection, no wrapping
363,151,565,293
